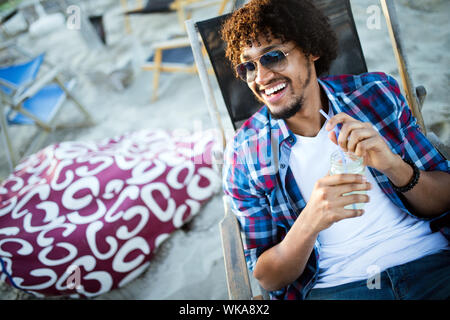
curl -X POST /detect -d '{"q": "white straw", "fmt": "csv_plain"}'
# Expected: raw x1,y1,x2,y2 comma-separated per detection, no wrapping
319,109,347,167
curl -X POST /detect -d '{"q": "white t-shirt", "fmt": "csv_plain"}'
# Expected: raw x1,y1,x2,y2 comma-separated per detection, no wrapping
288,110,449,289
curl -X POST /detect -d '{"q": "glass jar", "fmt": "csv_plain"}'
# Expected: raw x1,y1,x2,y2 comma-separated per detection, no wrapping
330,150,367,210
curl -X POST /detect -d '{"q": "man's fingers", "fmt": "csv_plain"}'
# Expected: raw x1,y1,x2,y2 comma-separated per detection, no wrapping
325,112,355,132
338,182,372,196
337,192,370,207
337,121,364,151
333,195,369,222
354,137,379,158
326,113,376,153
346,128,374,153
328,131,337,145
340,208,365,220
320,173,366,186
329,207,365,223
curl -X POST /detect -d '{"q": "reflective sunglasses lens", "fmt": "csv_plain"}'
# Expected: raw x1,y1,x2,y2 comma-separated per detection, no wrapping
236,62,256,81
260,50,286,69
236,50,287,82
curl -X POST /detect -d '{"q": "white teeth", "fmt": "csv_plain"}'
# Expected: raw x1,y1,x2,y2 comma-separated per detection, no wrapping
264,83,286,96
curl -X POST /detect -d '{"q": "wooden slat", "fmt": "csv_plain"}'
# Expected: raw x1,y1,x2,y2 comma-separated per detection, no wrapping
220,196,253,300
142,63,197,73
380,0,426,134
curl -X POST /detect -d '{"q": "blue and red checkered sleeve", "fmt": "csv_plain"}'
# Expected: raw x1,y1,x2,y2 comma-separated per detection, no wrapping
384,75,449,173
384,75,449,236
222,138,277,272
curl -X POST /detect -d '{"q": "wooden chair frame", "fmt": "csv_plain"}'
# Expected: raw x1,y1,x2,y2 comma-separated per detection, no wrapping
139,0,234,101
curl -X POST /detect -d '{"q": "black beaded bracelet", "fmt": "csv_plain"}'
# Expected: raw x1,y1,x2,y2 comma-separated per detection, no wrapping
391,158,420,193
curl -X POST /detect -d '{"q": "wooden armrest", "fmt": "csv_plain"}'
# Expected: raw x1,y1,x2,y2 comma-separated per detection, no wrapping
220,195,253,300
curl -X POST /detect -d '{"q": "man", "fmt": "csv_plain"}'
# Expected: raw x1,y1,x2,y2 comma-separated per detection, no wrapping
221,0,450,300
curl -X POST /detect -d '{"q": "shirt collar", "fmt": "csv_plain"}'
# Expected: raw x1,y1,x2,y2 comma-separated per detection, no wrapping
319,78,342,115
267,79,340,146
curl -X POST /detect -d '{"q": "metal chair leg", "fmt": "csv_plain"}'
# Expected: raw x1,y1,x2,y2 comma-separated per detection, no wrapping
54,77,95,126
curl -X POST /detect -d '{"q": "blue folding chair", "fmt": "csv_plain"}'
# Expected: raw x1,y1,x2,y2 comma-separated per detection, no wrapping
0,52,94,172
139,0,235,101
142,41,197,101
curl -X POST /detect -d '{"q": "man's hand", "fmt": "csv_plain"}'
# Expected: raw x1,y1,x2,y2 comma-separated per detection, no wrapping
326,113,398,173
255,173,371,291
324,112,450,217
301,174,371,234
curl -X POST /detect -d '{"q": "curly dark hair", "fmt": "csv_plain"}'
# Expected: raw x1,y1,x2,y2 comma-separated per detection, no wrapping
221,0,338,77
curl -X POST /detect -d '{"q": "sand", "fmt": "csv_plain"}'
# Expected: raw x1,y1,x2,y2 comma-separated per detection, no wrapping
0,0,448,299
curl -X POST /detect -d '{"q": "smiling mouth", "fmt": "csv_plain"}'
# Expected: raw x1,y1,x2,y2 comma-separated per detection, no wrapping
260,82,288,103
264,83,286,96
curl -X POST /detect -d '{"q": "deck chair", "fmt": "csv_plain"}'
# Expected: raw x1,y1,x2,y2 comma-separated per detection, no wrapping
0,46,94,172
124,0,172,14
121,0,171,34
122,0,229,33
186,0,437,300
140,0,235,101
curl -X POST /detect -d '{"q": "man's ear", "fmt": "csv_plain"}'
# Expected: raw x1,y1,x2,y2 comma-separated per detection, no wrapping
311,55,320,62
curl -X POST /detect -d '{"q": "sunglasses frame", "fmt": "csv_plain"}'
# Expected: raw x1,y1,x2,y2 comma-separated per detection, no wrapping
235,47,294,82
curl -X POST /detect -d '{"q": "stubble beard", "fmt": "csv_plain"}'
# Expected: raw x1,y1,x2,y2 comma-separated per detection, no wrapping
265,59,313,120
268,93,305,120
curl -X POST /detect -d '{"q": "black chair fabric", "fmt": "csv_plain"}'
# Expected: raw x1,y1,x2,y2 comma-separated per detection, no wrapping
126,0,173,14
147,46,195,64
196,0,367,130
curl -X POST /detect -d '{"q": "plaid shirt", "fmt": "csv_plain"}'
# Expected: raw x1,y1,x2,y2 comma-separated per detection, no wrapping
223,72,450,300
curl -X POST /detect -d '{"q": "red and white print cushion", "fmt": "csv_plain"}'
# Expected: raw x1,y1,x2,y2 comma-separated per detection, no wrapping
0,129,219,298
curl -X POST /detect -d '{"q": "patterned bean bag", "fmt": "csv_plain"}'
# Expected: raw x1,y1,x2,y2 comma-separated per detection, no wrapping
0,129,220,298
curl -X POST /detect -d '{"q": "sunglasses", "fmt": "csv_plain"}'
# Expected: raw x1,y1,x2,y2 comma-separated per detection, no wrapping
235,48,292,82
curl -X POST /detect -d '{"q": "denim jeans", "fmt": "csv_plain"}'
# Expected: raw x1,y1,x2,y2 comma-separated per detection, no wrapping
305,250,450,300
